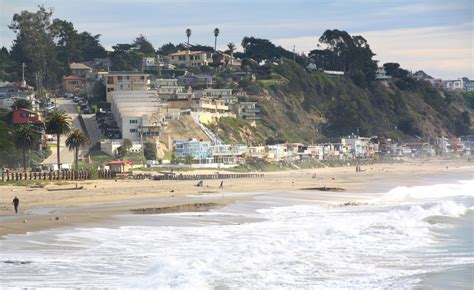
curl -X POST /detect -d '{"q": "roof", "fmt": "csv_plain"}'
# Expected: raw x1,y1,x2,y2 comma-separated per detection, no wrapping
107,160,134,165
63,75,85,80
14,108,38,114
2,81,34,90
169,50,207,56
69,63,92,70
107,71,149,76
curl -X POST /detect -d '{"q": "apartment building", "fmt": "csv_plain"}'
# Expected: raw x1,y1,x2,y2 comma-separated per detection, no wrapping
105,72,151,102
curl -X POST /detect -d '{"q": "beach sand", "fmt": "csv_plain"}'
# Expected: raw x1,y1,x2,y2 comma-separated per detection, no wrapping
0,159,472,238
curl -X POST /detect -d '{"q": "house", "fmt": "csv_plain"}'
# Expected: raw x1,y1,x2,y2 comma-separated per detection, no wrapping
341,135,371,158
107,160,134,173
174,139,212,161
105,72,151,102
247,146,266,159
63,76,86,92
167,50,208,68
266,144,288,161
12,108,43,125
142,56,162,71
443,79,464,91
167,96,229,114
233,102,261,122
177,73,213,87
199,88,233,99
85,71,108,98
0,81,34,99
211,144,247,164
69,63,93,77
375,67,391,80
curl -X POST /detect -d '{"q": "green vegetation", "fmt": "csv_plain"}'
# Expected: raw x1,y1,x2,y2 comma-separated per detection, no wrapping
45,110,72,169
65,129,89,171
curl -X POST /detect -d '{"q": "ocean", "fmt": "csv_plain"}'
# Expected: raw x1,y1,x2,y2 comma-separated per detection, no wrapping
1,175,473,289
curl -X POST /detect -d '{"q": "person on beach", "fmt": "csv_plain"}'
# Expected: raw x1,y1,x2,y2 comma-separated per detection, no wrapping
219,181,224,189
12,196,19,214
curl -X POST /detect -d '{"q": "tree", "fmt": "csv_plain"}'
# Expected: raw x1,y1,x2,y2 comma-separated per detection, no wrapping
383,62,409,78
184,154,194,165
143,141,157,160
134,34,155,56
50,19,80,65
110,43,141,71
227,42,236,63
308,30,377,86
65,129,88,171
11,99,32,110
186,28,192,46
158,42,177,56
77,32,107,61
15,123,40,171
213,28,220,51
9,6,59,89
122,138,133,153
45,110,71,169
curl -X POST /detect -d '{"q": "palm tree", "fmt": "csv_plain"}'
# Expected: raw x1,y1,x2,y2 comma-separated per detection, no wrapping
15,123,40,171
227,42,236,65
46,110,71,169
65,129,89,172
185,28,192,46
213,28,220,51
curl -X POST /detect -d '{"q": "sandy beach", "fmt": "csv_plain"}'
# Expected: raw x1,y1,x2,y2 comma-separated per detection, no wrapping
0,158,472,238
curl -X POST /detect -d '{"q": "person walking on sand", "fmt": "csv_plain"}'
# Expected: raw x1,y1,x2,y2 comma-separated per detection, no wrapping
12,196,19,214
219,180,224,189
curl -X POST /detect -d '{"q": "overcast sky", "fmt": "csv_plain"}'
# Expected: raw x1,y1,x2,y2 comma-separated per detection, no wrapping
1,0,472,79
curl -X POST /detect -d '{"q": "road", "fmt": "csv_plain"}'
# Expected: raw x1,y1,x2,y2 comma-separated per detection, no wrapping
41,98,103,167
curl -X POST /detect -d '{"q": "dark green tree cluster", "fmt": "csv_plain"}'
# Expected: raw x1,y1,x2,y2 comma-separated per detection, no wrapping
309,29,377,87
4,6,107,89
240,36,306,65
110,35,156,71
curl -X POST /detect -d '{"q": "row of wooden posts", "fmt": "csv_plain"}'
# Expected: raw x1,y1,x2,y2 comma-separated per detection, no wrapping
1,169,91,182
97,169,264,181
2,169,264,182
152,173,265,181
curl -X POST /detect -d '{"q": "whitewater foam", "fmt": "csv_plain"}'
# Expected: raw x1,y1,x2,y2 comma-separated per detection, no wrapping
1,178,473,288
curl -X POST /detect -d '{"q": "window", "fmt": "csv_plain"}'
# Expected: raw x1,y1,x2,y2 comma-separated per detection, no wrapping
107,88,114,92
130,128,137,133
107,77,114,84
125,76,130,80
117,76,123,81
129,119,138,124
140,76,145,81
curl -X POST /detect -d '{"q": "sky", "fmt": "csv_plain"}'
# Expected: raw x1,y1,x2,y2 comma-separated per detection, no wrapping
0,0,472,79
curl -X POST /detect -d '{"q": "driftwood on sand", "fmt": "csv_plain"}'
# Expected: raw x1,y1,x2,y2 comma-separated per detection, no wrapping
300,187,345,192
46,186,84,191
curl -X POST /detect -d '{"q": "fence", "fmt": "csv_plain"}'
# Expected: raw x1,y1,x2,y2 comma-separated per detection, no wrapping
1,169,91,182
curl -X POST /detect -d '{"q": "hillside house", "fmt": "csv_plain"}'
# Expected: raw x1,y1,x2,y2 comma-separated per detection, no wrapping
12,108,43,125
63,76,86,92
105,72,151,102
69,63,93,77
168,50,208,68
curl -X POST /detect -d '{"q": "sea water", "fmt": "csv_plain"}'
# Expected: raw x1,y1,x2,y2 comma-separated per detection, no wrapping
1,177,473,289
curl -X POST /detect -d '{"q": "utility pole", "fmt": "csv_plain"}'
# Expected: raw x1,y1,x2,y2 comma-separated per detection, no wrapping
21,62,26,84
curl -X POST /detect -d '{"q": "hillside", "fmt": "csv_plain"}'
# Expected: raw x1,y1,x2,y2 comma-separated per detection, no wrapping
213,61,471,144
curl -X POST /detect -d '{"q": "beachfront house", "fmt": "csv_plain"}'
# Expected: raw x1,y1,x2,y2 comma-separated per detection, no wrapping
174,139,213,163
107,160,134,173
341,135,371,159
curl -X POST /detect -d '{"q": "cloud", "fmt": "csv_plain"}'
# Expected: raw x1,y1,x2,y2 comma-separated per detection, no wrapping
273,23,474,79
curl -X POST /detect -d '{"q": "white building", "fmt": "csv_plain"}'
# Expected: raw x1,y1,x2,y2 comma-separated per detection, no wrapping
341,135,371,158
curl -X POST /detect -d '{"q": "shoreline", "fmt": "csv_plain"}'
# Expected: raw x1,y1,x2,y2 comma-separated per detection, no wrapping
0,159,472,239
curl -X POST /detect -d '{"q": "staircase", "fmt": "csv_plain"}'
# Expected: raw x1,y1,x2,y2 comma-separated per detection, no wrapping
193,116,224,145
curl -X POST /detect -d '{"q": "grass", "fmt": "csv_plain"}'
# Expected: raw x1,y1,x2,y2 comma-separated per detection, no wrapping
0,179,73,187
